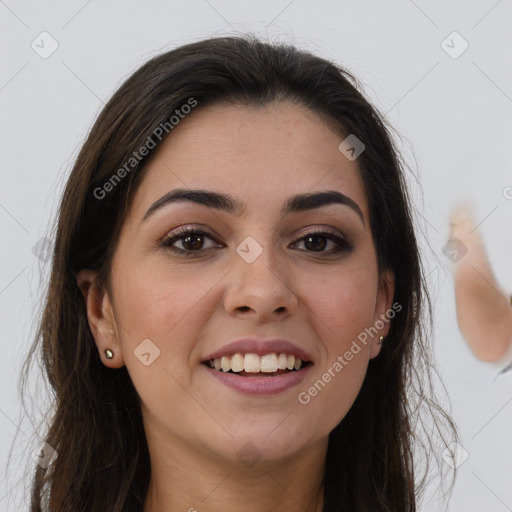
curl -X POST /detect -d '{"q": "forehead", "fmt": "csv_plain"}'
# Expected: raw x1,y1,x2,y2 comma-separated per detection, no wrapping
130,102,368,219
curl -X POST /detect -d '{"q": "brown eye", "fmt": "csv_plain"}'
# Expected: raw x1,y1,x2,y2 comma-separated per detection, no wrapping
304,234,328,252
162,228,222,255
293,231,353,255
181,233,206,251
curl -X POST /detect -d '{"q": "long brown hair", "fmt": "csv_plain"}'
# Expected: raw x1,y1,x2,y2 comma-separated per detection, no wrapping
18,35,458,511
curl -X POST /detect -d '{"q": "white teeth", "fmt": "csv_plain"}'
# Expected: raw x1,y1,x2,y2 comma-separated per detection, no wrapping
221,356,230,372
261,354,278,373
207,352,305,373
244,353,261,373
277,353,288,370
230,353,244,372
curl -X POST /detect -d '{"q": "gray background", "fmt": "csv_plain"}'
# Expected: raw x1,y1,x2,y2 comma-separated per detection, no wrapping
1,1,511,510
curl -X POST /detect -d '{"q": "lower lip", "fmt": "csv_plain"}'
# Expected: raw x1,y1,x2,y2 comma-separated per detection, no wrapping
202,364,312,396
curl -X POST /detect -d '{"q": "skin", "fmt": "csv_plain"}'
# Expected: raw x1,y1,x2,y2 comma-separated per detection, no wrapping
77,102,394,512
450,205,512,362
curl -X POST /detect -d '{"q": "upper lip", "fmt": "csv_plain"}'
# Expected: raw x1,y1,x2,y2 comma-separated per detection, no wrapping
201,338,314,363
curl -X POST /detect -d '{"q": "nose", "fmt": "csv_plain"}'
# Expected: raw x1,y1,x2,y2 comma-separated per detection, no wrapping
223,246,299,322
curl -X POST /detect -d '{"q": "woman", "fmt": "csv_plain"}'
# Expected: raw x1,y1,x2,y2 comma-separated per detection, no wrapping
20,36,457,511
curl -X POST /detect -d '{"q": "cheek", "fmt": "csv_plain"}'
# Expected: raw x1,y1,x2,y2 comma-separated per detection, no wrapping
300,264,379,342
110,263,220,421
296,272,374,434
112,259,212,334
110,260,221,375
294,264,378,426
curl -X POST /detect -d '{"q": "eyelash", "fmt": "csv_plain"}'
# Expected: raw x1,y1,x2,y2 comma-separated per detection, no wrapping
160,227,354,257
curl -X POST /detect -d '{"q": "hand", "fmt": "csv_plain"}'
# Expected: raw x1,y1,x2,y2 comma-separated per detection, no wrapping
449,204,512,362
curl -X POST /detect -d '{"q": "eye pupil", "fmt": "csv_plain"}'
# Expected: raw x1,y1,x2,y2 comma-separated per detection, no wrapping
305,235,327,252
183,234,204,251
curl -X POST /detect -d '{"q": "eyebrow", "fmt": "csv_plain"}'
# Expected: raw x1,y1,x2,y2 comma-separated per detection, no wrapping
141,188,364,224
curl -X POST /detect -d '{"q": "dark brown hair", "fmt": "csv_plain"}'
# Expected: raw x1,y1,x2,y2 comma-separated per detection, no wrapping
18,35,458,511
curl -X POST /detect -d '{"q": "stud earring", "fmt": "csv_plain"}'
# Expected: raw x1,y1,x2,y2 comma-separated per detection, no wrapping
104,348,114,359
377,336,384,345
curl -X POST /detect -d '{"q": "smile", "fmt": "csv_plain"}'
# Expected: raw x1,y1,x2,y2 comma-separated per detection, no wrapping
202,353,313,395
204,352,311,376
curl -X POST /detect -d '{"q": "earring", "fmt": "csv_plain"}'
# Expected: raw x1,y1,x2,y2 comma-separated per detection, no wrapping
104,348,114,359
377,336,384,345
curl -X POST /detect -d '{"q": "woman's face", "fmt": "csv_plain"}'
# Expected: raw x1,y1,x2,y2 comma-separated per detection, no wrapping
81,102,394,464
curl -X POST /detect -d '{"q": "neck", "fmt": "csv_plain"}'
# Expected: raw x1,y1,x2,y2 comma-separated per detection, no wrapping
143,427,327,512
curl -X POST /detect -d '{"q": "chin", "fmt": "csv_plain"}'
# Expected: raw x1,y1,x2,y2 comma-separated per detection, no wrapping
205,424,316,466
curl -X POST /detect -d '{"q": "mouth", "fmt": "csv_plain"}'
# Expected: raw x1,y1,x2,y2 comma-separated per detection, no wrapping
202,352,313,377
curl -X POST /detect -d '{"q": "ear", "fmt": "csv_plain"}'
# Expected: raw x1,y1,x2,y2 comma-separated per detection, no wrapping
369,270,395,359
76,269,125,368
